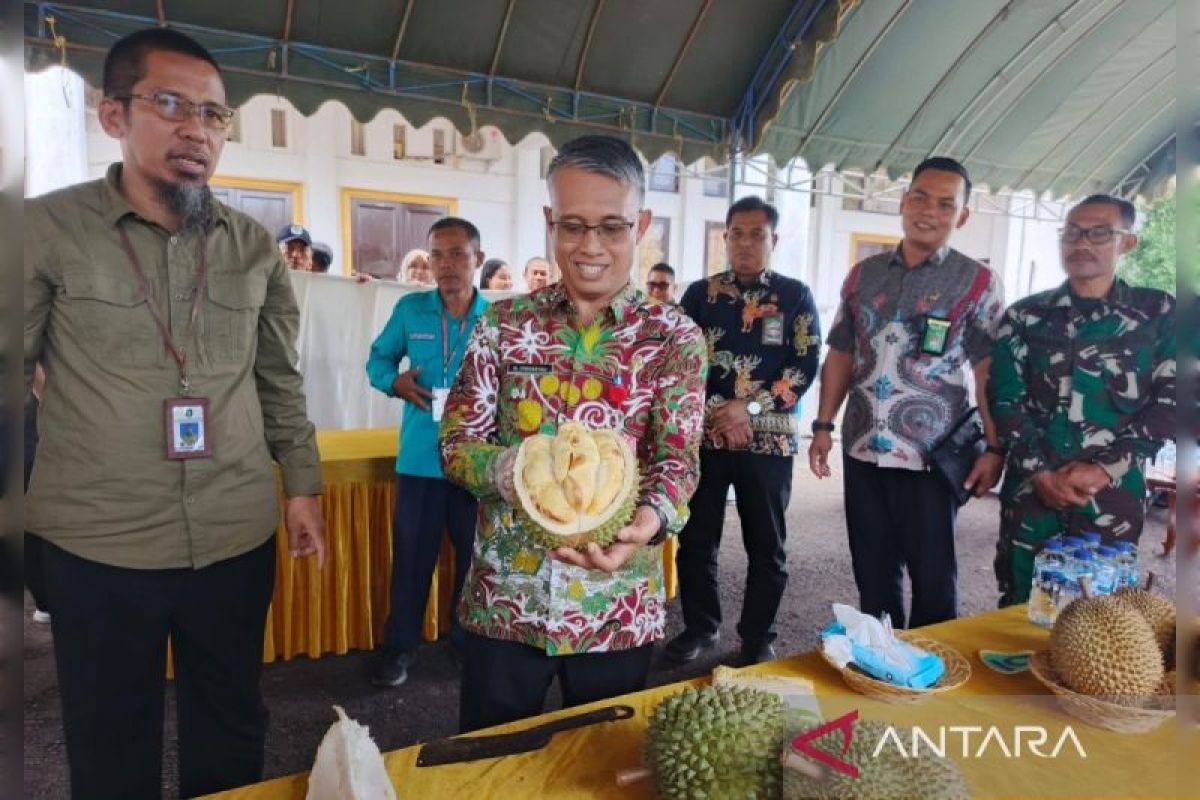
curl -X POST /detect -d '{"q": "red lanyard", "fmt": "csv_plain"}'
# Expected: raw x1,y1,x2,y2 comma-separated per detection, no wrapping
117,225,209,395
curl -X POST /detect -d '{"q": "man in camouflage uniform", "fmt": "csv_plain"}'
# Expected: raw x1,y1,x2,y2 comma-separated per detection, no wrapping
990,194,1175,605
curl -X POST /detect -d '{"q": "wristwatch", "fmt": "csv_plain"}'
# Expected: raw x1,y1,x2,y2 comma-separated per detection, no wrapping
746,400,763,417
812,420,835,433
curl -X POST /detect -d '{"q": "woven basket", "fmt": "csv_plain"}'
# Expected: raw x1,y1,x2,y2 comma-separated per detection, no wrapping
1028,650,1176,734
819,631,972,704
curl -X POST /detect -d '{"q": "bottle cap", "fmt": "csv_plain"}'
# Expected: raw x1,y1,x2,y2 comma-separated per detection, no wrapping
1073,548,1093,560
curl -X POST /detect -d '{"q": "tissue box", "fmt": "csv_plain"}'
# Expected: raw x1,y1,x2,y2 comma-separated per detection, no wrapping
819,622,945,689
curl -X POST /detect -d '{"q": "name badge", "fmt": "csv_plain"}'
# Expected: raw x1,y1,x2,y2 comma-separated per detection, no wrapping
920,316,951,356
164,397,212,459
431,387,450,422
508,363,552,376
409,332,436,341
762,314,785,346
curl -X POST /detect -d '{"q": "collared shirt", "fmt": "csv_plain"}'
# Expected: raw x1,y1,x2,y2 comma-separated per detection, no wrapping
681,269,821,457
826,245,1003,469
439,283,707,655
991,279,1175,490
366,288,489,478
24,164,322,570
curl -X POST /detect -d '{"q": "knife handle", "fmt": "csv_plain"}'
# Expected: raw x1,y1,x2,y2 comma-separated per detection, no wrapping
538,704,635,738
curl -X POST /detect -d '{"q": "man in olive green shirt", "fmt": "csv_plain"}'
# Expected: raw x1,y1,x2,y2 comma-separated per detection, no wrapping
24,28,325,799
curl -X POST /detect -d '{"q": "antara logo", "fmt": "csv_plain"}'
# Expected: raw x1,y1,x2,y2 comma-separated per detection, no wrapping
872,724,1088,760
789,711,1088,778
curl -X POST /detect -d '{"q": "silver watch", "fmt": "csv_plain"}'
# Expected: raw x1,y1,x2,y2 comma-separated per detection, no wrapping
746,400,763,417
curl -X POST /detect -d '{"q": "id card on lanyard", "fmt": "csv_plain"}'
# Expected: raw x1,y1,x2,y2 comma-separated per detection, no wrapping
434,305,470,422
117,226,213,460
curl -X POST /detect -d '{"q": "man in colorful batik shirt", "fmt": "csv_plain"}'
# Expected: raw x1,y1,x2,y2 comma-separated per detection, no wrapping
668,195,821,667
809,157,1005,629
991,194,1175,605
439,135,707,732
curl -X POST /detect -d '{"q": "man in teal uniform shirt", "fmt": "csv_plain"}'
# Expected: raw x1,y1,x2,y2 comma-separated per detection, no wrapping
366,217,489,685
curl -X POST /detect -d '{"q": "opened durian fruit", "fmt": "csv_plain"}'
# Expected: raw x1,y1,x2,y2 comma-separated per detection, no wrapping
513,422,638,549
305,706,396,800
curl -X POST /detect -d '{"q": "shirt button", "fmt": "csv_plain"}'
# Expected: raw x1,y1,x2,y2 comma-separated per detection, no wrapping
186,495,195,504
169,236,178,246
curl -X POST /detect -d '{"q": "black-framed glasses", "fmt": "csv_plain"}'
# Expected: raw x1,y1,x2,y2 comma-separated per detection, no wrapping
549,219,636,245
115,91,236,131
1058,224,1130,245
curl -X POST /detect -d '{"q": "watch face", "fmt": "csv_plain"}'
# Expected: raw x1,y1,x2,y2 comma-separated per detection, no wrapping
747,401,762,416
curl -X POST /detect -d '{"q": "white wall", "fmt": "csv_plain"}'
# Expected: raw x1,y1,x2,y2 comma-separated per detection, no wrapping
24,67,87,197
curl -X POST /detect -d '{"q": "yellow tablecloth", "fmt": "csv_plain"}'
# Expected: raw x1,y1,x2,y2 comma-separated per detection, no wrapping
205,605,1191,799
263,429,678,662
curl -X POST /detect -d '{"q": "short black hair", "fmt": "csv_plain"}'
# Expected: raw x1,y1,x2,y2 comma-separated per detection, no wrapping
648,262,675,278
547,135,646,202
103,28,222,99
480,258,508,288
428,216,482,248
726,195,779,230
1073,193,1136,228
911,156,972,203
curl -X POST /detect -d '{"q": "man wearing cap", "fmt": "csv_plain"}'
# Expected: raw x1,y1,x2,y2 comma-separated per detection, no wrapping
277,223,313,272
311,242,333,274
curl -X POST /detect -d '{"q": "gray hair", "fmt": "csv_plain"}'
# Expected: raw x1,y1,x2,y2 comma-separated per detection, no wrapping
546,135,645,202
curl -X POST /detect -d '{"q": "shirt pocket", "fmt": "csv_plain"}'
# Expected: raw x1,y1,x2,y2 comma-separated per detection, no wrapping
62,271,160,367
405,336,441,385
1101,347,1151,416
203,273,266,364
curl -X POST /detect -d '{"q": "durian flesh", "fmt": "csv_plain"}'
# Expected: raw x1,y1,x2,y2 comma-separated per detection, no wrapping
513,423,638,549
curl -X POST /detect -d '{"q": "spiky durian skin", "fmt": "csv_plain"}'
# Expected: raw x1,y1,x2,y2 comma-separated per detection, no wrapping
646,685,785,800
1050,595,1164,702
782,719,969,800
516,468,638,550
1112,588,1177,666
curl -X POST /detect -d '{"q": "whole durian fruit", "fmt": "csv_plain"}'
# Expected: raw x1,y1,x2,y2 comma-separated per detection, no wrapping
782,718,969,800
645,685,786,800
1111,588,1176,667
1050,595,1164,702
513,423,638,549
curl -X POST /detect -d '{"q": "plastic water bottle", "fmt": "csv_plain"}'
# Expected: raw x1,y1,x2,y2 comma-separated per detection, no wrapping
1067,548,1095,596
1056,574,1081,613
1114,541,1140,590
1082,531,1102,553
1157,441,1176,475
1092,546,1119,595
1063,536,1085,554
1028,540,1067,627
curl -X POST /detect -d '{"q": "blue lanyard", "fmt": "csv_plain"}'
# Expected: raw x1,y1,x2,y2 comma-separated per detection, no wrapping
440,307,470,387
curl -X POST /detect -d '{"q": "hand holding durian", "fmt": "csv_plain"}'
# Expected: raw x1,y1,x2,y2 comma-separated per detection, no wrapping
503,422,658,572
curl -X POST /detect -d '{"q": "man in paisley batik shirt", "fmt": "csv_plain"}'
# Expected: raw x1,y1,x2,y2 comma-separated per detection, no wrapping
439,135,707,732
809,157,1005,629
667,195,821,667
990,194,1175,605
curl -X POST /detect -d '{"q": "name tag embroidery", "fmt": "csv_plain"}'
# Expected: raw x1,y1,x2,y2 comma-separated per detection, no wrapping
508,363,552,376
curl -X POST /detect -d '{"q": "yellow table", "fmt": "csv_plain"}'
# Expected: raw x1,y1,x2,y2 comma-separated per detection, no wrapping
263,429,678,662
205,605,1190,798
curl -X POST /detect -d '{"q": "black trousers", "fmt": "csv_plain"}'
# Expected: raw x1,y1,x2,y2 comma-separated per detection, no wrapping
843,454,959,629
24,400,49,612
381,474,477,658
44,537,276,800
458,630,653,733
675,449,793,647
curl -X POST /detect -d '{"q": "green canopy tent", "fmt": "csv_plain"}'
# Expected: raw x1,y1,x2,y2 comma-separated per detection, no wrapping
24,0,1179,198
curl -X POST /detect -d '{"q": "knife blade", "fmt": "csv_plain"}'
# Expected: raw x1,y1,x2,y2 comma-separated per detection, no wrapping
416,704,635,766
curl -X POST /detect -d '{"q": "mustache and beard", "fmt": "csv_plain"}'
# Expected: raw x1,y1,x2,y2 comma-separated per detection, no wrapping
156,180,215,235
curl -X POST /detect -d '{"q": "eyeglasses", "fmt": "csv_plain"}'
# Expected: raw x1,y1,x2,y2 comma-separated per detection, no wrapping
549,219,636,245
115,91,236,131
1058,224,1130,245
646,281,672,291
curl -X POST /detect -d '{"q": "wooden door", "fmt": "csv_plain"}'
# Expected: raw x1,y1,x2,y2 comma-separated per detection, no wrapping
350,198,448,279
210,185,293,236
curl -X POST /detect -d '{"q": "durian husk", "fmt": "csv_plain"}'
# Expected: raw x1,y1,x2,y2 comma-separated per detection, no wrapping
1050,595,1165,705
1111,587,1177,667
646,685,785,800
782,718,969,800
512,425,639,550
